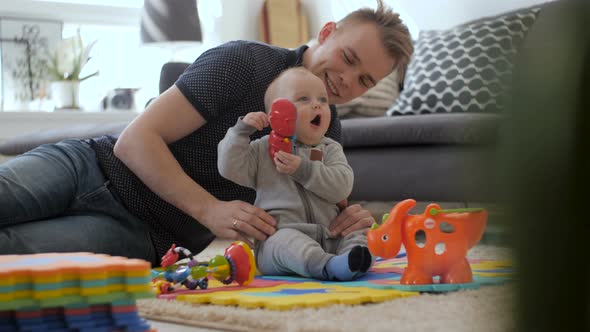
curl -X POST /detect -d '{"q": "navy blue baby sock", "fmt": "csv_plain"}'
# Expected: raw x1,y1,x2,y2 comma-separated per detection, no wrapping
324,245,372,281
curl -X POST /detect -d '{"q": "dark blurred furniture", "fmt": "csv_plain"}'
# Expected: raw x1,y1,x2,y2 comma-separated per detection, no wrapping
498,0,590,331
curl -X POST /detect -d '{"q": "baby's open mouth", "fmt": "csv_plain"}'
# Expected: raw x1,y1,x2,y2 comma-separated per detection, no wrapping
311,114,321,126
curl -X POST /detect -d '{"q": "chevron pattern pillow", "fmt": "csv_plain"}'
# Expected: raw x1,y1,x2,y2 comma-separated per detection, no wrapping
387,6,542,116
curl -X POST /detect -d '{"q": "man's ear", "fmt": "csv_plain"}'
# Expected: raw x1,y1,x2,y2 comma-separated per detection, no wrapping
317,22,337,44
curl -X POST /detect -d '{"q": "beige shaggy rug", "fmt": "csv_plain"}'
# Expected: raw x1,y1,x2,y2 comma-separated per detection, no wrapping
138,239,514,332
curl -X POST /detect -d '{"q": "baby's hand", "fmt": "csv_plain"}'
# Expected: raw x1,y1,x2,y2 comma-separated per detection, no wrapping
243,112,269,131
274,151,302,175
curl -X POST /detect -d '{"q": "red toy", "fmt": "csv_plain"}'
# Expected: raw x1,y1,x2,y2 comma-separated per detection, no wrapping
367,199,487,285
152,241,256,295
268,98,297,161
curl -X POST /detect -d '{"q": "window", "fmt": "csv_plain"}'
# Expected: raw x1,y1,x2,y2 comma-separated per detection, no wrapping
61,17,208,111
62,23,198,111
0,1,205,111
1,0,247,111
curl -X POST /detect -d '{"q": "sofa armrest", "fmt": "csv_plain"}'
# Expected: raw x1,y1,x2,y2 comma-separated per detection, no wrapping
0,122,129,156
160,62,190,94
341,113,501,148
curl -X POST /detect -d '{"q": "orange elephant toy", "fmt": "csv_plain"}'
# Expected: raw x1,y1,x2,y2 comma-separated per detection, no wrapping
367,199,487,285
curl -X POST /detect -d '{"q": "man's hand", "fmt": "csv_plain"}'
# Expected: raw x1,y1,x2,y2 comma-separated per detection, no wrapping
200,199,277,248
243,112,269,131
274,150,302,175
328,204,375,238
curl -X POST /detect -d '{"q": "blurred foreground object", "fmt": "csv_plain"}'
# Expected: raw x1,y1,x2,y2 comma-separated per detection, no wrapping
498,0,590,331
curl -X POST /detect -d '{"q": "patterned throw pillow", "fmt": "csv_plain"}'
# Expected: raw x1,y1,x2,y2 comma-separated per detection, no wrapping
387,6,542,116
336,70,400,119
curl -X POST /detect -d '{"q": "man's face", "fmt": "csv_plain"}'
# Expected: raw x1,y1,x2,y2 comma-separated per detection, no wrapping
275,71,331,146
303,22,396,105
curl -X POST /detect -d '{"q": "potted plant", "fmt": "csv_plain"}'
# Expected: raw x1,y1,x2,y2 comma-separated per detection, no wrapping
47,30,98,110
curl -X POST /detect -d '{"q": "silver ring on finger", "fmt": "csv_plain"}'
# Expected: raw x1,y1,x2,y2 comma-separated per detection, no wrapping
232,218,240,230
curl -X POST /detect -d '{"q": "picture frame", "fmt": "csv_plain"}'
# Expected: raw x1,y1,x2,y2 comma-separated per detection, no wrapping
0,17,62,111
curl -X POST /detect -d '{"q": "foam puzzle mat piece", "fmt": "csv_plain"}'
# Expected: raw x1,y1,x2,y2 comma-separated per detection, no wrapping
0,291,155,312
156,257,513,310
0,302,153,332
362,257,514,292
0,253,154,311
157,277,294,300
178,282,418,310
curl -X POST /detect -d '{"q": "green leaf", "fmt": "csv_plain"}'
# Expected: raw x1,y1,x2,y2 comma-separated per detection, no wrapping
79,71,99,82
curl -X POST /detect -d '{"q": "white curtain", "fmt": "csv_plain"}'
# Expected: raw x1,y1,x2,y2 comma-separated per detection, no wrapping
62,23,205,111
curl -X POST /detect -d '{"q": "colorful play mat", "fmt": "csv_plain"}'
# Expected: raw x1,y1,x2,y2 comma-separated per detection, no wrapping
157,254,514,311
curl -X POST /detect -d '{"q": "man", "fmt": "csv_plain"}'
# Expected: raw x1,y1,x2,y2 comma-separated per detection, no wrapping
0,0,413,265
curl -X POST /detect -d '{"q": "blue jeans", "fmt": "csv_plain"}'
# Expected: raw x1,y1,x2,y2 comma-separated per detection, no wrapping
0,140,156,265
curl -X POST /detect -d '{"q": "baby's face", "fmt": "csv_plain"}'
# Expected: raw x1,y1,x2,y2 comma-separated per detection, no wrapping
277,72,331,146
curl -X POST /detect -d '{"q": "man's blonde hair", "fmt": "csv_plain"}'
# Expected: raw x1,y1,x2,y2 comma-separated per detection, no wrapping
337,0,414,84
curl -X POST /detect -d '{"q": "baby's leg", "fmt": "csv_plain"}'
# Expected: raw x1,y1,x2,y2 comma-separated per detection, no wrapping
327,230,374,280
256,228,332,279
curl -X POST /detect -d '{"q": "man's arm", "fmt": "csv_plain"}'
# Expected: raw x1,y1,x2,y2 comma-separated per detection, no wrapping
114,86,275,244
115,86,211,220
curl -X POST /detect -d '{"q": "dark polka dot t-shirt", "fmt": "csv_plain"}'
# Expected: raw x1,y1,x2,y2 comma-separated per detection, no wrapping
90,41,342,263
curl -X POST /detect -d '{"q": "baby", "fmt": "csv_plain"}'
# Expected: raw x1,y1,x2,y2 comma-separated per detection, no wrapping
218,67,372,281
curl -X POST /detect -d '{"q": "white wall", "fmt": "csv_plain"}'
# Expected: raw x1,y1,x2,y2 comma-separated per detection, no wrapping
0,0,555,42
394,0,553,31
302,0,554,37
0,0,140,26
197,0,265,47
302,0,419,38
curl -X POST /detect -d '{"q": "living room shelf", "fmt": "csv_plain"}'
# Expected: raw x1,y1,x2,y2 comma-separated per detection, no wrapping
0,111,139,142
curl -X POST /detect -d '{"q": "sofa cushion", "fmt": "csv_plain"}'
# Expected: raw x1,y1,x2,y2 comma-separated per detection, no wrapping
346,144,498,202
341,113,500,148
0,122,128,156
0,112,499,156
160,62,190,93
387,5,542,116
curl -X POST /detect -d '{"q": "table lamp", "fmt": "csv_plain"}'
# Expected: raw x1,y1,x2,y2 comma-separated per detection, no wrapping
140,0,202,58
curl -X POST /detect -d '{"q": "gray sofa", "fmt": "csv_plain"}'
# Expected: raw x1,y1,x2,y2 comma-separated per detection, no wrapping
160,62,502,205
342,113,499,202
0,61,500,204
